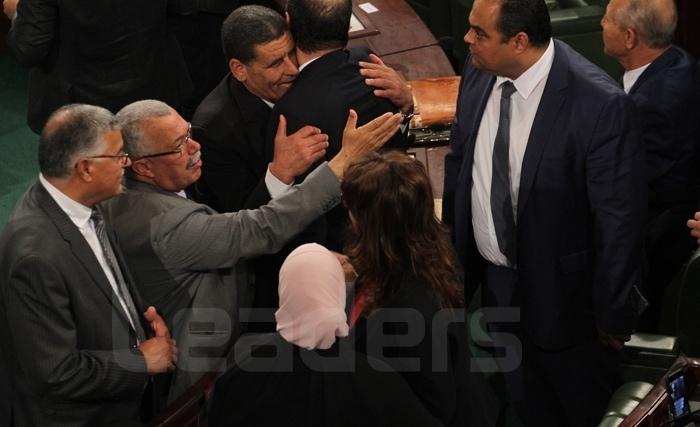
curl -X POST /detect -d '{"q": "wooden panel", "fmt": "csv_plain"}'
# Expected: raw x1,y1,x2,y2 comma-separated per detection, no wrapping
347,0,438,56
381,45,455,81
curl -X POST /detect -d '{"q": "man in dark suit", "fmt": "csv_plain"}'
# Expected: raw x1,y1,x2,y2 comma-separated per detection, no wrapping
169,0,287,120
190,4,412,313
4,0,193,133
0,104,177,426
102,99,401,401
601,0,700,331
442,0,645,425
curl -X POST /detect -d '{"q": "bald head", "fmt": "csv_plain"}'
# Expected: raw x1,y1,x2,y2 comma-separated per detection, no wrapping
613,0,676,49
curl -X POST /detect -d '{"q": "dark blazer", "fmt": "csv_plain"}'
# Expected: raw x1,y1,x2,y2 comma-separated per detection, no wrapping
267,46,406,251
209,333,443,427
628,45,700,210
9,0,193,133
0,182,150,426
190,75,272,213
442,40,646,349
353,272,498,427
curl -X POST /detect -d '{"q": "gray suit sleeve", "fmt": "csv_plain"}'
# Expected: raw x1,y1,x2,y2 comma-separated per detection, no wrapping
9,0,57,66
151,162,341,270
6,256,149,400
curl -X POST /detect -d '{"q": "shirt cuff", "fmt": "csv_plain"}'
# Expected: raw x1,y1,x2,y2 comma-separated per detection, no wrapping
265,165,292,199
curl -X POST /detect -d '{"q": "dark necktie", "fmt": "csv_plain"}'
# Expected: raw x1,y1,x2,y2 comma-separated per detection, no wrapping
490,81,517,266
91,209,147,343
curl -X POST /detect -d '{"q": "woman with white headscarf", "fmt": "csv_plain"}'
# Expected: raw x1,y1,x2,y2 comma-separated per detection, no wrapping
208,243,442,427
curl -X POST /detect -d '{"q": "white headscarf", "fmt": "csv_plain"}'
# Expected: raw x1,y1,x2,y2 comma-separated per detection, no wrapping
275,243,349,350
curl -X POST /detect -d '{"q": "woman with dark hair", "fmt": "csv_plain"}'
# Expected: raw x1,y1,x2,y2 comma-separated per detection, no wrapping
342,151,498,427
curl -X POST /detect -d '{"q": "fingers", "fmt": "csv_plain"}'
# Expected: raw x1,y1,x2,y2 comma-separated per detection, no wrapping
275,114,288,141
366,112,403,141
143,306,157,322
368,53,385,66
695,212,700,221
344,109,359,133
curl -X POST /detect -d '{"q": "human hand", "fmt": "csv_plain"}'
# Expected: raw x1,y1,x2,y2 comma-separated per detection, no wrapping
139,337,178,374
270,114,329,184
143,306,170,338
688,211,700,244
328,110,402,178
3,0,18,19
331,251,357,283
598,330,630,351
359,54,414,114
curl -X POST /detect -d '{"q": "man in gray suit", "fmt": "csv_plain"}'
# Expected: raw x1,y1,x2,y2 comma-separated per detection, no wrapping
0,104,177,426
101,99,401,401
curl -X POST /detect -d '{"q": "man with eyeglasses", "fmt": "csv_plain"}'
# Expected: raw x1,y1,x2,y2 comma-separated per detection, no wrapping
0,104,178,426
100,99,402,402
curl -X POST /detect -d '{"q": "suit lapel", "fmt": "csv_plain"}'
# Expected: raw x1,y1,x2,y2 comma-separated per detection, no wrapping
517,42,568,220
35,183,135,330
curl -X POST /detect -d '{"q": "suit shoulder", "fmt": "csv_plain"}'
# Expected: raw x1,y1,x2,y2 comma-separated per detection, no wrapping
193,75,243,126
555,40,624,99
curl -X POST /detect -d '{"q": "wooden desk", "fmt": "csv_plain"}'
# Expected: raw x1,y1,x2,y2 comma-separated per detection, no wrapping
381,45,455,81
348,0,439,56
347,0,455,79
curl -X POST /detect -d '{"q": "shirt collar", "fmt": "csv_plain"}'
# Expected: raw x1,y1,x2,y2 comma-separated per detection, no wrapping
298,55,322,73
622,62,651,93
39,174,92,229
496,38,555,99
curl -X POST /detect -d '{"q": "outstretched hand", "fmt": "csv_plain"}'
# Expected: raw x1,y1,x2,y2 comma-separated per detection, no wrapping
328,109,402,178
270,114,329,184
359,54,414,114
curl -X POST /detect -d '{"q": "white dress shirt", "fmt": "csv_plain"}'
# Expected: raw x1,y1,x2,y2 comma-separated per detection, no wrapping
471,39,555,267
39,174,138,331
622,63,651,93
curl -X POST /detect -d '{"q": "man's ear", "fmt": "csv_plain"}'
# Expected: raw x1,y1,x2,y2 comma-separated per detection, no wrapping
75,159,95,182
131,159,155,179
624,27,638,50
512,32,530,54
229,59,248,83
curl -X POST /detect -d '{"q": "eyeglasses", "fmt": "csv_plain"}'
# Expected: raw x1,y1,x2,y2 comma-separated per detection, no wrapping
135,123,191,160
84,151,131,166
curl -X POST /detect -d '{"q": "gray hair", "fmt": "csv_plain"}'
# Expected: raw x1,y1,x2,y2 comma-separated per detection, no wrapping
38,104,117,178
116,100,174,159
613,0,677,49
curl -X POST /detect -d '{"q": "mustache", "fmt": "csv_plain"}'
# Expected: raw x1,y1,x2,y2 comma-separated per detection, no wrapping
186,150,201,169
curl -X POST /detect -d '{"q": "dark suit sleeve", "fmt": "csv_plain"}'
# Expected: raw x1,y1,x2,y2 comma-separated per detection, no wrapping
586,94,646,335
6,256,148,401
194,124,271,212
442,65,470,231
8,0,57,67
